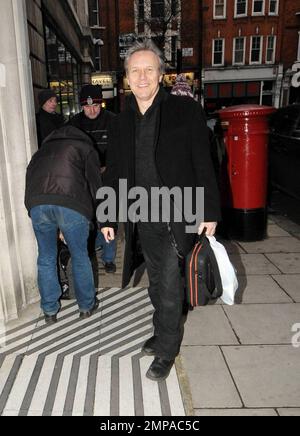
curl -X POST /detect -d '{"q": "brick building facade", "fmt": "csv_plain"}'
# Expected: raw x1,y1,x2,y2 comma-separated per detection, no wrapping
90,0,299,112
202,0,286,113
280,0,300,104
90,0,202,110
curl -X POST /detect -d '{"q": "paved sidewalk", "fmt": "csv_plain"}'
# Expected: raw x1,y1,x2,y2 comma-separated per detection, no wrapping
1,216,300,416
181,216,300,417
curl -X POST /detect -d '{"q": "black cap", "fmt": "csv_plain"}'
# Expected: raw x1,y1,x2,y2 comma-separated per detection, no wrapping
80,84,102,106
38,89,57,107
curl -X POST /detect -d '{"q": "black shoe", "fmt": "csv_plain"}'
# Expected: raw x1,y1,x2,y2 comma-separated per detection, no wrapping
79,298,100,319
44,313,57,325
146,357,175,382
142,336,157,356
104,262,116,274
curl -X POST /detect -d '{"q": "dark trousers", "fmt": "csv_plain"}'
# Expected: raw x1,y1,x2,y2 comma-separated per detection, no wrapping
138,223,185,360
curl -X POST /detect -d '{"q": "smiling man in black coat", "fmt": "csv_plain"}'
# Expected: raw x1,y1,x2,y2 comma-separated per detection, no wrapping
100,40,221,382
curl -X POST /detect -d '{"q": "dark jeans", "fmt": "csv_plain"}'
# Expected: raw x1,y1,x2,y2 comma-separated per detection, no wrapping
95,231,117,263
31,205,96,315
137,223,185,360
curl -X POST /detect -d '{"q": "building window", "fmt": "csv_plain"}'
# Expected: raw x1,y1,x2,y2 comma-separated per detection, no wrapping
252,0,265,15
45,25,81,118
88,0,99,27
171,0,179,16
214,0,226,19
233,37,246,65
138,0,145,21
151,0,165,18
266,35,276,63
250,36,263,64
213,39,225,66
171,36,177,67
269,0,279,15
235,0,248,17
298,31,300,61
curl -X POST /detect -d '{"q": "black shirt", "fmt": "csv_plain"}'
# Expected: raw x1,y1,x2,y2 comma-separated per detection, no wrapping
69,110,115,167
131,88,166,226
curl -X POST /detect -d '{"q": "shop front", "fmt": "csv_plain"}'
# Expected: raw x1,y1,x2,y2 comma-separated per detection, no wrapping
204,81,261,114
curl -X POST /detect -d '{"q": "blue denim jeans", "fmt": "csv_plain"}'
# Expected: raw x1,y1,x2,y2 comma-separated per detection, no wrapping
95,231,116,264
30,205,96,315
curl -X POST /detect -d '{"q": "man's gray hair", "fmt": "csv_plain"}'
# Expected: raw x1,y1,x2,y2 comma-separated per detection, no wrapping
124,39,165,74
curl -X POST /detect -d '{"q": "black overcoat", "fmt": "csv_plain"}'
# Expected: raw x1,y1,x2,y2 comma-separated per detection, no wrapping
102,90,221,288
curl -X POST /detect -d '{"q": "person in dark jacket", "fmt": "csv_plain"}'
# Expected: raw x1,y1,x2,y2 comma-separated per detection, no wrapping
25,126,102,325
36,89,65,148
69,84,117,274
100,40,221,382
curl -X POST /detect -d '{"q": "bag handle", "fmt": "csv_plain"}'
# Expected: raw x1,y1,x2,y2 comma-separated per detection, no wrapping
196,227,207,244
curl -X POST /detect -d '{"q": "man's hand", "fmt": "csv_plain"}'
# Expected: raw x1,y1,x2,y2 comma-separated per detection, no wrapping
198,222,217,236
101,227,115,243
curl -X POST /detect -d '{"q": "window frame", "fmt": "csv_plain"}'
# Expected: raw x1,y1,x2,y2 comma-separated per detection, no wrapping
269,0,279,15
265,35,276,64
250,35,263,64
252,0,265,16
151,0,165,19
234,0,248,18
212,38,225,66
89,0,100,28
138,0,145,22
213,0,227,19
233,36,246,65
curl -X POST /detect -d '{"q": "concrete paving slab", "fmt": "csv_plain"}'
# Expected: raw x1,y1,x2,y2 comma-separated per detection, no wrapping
277,408,300,416
267,225,291,238
230,254,281,276
271,217,300,234
195,408,278,416
234,275,293,304
272,275,300,302
182,306,239,346
224,304,300,344
181,346,242,409
239,237,300,254
222,346,300,408
266,253,300,274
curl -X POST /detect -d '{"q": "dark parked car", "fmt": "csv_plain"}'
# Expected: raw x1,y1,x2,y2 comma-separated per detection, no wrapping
269,104,300,200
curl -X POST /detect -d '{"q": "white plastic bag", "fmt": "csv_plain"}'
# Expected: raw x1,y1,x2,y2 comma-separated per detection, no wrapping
206,236,238,306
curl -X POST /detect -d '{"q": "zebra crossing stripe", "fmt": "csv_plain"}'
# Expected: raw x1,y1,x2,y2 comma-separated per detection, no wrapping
0,287,187,416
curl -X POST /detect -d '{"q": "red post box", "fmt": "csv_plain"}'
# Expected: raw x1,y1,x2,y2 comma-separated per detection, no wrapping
218,104,276,241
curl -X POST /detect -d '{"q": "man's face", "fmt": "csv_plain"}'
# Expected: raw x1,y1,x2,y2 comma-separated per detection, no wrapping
43,97,58,114
126,50,163,106
83,104,101,120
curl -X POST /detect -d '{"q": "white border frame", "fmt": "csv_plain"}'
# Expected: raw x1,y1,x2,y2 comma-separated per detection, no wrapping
212,38,225,66
233,36,246,65
234,0,248,18
265,35,276,64
250,35,263,64
213,0,227,19
252,0,265,16
269,0,279,16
